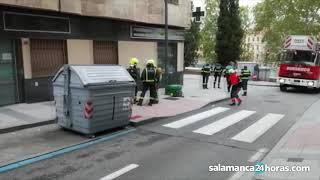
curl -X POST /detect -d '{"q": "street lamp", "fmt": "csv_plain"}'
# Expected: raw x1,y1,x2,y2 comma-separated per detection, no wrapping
164,0,168,85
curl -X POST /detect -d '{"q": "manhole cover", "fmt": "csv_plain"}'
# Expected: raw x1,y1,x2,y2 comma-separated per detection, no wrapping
164,97,180,101
264,100,280,103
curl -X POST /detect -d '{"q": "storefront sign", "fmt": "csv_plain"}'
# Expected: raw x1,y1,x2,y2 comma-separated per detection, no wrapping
130,26,184,41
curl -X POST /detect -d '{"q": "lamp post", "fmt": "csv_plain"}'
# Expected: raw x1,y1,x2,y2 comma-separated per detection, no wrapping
164,0,168,85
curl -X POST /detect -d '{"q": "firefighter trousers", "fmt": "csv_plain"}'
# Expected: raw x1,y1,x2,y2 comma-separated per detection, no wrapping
214,74,221,87
202,74,209,89
138,82,157,105
241,80,248,94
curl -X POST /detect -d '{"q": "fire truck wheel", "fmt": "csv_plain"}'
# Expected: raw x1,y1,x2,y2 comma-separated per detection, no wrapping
280,85,287,92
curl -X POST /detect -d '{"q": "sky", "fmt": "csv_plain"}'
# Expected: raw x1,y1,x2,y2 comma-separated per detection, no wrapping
192,0,262,9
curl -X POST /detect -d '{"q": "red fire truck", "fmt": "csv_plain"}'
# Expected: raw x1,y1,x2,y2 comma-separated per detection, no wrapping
278,35,320,91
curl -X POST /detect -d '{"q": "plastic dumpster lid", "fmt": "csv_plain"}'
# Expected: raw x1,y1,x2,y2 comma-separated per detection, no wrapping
53,65,134,86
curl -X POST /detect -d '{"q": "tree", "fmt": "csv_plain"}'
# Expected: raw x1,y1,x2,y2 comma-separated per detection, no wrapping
239,6,254,61
254,0,320,63
215,0,244,66
215,0,231,66
200,0,219,64
184,19,201,67
229,0,244,62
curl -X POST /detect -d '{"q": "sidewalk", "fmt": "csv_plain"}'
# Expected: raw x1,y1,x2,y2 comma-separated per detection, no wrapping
253,98,320,180
0,102,56,134
0,74,229,133
131,74,229,125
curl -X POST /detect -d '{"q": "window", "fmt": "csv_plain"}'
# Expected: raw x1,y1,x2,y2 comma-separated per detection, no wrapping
256,46,259,51
4,12,70,33
168,0,179,5
282,50,316,65
257,37,260,42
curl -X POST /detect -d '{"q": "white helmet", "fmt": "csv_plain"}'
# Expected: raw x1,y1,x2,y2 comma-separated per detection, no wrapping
229,69,236,74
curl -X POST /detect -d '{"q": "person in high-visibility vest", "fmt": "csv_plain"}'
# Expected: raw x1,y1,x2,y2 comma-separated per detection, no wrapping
201,63,211,89
153,67,163,104
127,57,140,103
212,63,223,88
137,59,157,106
240,66,251,96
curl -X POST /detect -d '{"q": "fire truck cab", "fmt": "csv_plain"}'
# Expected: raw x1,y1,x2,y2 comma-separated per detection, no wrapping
278,35,320,91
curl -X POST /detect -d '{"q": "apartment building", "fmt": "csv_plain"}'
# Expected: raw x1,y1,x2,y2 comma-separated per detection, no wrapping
245,32,266,63
0,0,191,106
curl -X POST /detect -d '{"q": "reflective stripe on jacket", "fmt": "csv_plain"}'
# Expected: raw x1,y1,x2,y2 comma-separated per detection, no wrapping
141,67,156,82
202,65,211,74
240,69,251,80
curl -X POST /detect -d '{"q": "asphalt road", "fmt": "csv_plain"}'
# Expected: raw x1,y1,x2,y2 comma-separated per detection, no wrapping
0,85,319,180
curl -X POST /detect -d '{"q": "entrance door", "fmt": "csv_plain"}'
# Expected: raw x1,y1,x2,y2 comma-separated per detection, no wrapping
29,39,67,102
0,40,17,106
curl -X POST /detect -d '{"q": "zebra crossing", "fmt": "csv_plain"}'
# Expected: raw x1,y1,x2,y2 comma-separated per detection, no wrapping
162,107,285,143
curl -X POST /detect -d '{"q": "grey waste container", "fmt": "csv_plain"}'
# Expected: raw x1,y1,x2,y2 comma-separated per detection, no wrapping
52,65,136,136
258,67,271,81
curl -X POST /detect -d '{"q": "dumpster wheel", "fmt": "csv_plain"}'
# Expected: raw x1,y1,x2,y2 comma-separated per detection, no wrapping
86,134,96,139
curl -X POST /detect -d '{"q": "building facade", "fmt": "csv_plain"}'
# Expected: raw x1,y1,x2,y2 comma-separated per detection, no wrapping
244,32,266,63
0,0,191,106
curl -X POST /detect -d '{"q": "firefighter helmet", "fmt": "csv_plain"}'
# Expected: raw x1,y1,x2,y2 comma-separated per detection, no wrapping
146,59,155,66
129,57,139,65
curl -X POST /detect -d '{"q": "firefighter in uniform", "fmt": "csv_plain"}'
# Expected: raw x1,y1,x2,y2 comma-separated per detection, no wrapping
213,63,223,88
127,57,140,103
153,67,163,104
202,63,211,89
137,59,157,106
240,66,251,96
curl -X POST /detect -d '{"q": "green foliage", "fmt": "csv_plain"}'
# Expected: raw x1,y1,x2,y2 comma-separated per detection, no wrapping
240,6,254,61
240,6,252,32
215,0,244,66
215,0,231,66
254,0,320,63
184,19,201,67
200,0,219,64
229,0,244,62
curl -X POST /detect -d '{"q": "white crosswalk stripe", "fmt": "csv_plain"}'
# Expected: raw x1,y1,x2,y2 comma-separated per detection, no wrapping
163,107,229,129
193,110,256,135
231,113,285,143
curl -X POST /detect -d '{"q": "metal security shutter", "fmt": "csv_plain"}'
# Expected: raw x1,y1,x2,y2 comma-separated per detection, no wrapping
93,41,118,64
30,39,67,77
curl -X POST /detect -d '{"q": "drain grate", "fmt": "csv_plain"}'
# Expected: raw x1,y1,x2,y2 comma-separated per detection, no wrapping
287,158,304,162
164,97,180,101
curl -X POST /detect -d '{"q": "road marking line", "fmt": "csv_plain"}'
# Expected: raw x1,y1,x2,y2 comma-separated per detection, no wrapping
232,113,284,143
163,107,229,129
248,148,269,163
228,171,245,180
193,110,255,135
100,164,139,180
0,128,136,173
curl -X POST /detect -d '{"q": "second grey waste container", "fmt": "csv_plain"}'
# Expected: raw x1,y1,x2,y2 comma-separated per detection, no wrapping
52,65,136,135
